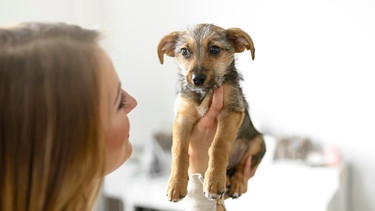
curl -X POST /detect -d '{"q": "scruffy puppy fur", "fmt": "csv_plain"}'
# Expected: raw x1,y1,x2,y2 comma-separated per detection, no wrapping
157,24,266,204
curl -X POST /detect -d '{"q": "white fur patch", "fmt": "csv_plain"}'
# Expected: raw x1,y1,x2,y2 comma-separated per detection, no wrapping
197,106,208,117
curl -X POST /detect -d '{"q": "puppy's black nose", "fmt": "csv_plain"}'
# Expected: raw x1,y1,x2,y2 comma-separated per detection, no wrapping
192,73,206,86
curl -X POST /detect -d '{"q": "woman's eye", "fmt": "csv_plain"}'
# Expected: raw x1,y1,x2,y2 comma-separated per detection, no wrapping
181,48,191,59
209,45,221,55
118,92,126,110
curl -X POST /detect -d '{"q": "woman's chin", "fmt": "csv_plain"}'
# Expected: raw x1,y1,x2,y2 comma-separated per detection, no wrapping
105,141,133,175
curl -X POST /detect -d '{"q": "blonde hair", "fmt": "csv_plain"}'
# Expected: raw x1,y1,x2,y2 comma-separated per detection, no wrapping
0,22,106,211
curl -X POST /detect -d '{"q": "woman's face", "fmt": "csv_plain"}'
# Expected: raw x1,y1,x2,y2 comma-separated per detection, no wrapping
99,48,137,175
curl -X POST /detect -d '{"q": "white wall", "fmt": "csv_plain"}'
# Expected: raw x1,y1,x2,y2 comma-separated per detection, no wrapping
1,0,374,210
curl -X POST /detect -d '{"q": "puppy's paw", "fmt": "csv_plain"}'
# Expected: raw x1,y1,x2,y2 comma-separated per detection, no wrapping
226,175,245,199
166,175,188,202
203,170,226,200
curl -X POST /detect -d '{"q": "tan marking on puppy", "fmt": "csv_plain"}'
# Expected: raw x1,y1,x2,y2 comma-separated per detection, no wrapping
157,31,180,63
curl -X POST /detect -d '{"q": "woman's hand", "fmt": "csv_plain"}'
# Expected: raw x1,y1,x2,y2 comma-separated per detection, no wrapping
188,86,223,175
240,156,257,194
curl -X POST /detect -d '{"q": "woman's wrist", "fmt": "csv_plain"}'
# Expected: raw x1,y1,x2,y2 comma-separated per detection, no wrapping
188,144,209,175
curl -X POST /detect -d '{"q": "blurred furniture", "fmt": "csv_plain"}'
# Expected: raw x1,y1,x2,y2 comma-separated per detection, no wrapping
103,136,347,211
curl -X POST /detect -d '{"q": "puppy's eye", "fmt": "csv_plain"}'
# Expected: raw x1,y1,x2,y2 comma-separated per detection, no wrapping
181,48,191,59
209,45,221,55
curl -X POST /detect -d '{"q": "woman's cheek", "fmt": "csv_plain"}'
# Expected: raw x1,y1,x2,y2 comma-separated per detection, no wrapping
105,113,132,174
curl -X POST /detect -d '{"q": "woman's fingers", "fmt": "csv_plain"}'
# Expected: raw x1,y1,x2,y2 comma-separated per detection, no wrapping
198,86,223,128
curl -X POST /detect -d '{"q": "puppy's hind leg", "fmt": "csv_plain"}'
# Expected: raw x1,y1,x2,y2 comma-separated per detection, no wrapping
226,135,266,198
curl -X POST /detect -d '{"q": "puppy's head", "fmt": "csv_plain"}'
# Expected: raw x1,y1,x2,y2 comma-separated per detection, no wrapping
157,24,255,92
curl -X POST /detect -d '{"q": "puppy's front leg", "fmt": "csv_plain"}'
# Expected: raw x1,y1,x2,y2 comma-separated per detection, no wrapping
204,111,244,199
167,97,198,202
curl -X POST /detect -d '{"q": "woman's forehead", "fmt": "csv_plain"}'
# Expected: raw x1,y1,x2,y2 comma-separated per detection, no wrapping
98,48,120,105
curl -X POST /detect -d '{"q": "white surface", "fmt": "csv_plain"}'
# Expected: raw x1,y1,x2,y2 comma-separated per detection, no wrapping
225,162,344,211
104,161,345,211
104,160,187,211
104,136,346,211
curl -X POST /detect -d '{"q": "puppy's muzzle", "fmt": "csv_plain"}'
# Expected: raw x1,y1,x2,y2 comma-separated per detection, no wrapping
192,73,206,86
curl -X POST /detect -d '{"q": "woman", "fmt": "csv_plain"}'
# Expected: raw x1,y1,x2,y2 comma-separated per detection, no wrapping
0,22,255,211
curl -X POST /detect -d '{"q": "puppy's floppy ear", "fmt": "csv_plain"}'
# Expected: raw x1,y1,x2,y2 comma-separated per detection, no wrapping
226,28,255,60
157,31,180,64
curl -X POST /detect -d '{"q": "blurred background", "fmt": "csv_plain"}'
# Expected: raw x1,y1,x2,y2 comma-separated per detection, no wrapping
1,0,374,210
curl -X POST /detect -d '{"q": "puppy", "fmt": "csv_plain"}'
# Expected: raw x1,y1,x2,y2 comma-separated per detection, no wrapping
157,24,266,203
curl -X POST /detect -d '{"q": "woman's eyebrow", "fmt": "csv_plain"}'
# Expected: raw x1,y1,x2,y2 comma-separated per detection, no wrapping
113,82,121,106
